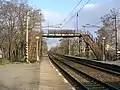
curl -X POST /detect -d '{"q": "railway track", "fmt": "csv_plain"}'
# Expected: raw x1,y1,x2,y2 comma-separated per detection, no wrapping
56,53,120,76
48,53,119,90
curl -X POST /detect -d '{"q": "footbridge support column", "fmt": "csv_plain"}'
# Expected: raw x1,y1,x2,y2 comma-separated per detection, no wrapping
85,43,90,58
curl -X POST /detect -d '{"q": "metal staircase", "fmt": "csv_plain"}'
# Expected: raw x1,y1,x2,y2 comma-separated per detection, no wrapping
81,34,103,60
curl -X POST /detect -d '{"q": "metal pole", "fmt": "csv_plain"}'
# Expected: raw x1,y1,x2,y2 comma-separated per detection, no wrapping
77,13,80,56
26,12,29,63
36,38,39,62
68,39,70,55
40,14,42,59
76,13,79,33
79,37,80,56
102,37,105,61
40,37,42,59
48,20,49,35
115,15,119,60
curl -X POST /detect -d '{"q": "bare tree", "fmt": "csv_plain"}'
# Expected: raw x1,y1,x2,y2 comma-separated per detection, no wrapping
0,0,47,62
96,8,120,60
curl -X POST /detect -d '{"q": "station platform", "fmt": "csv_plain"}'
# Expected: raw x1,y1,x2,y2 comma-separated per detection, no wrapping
66,55,120,66
39,56,73,90
98,60,120,66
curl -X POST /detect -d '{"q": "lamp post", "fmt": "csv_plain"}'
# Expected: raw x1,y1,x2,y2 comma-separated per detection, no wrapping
36,36,40,62
102,37,106,61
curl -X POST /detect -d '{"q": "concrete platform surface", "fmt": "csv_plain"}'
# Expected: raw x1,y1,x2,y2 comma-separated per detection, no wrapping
0,57,73,90
39,57,73,90
99,60,120,66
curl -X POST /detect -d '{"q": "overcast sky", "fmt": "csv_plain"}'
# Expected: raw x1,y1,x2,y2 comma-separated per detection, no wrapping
29,0,120,50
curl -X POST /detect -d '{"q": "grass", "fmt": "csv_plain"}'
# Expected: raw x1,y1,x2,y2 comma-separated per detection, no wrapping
0,59,10,65
12,61,27,64
0,59,38,66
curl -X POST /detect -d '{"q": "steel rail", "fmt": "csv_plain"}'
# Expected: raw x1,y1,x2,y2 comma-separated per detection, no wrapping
57,53,120,76
49,53,119,90
48,53,88,90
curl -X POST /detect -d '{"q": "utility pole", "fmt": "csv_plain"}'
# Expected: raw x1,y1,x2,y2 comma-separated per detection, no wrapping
25,12,29,63
76,13,79,33
40,13,42,60
76,13,80,56
115,15,119,60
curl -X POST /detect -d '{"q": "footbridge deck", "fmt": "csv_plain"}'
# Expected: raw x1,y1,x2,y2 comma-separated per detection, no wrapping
42,33,83,38
42,29,83,38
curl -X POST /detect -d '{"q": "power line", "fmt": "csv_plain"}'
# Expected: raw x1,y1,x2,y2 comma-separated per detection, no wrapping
61,0,83,24
61,0,91,28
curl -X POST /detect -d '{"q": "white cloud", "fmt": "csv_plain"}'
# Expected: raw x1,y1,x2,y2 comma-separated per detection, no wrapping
42,10,67,26
43,10,61,20
84,4,99,10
